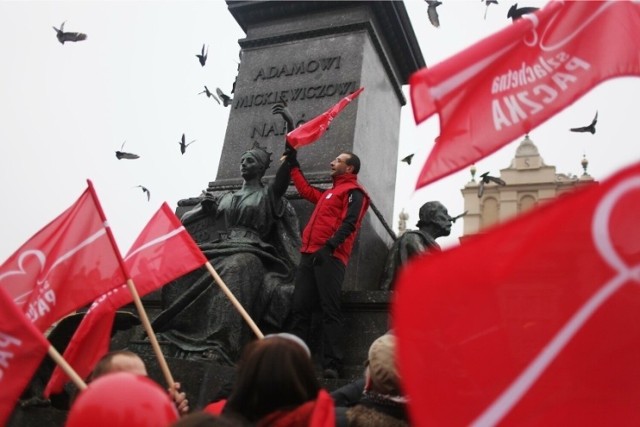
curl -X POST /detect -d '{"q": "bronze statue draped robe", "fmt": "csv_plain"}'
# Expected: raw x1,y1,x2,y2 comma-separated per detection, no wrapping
152,184,300,364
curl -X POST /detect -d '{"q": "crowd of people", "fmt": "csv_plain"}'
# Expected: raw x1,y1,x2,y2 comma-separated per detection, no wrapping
64,332,409,427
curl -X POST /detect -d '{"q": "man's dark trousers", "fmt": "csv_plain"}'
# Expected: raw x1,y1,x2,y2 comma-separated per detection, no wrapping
290,251,346,372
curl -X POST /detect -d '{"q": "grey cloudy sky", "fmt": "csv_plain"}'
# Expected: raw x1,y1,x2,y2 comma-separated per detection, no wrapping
1,0,639,261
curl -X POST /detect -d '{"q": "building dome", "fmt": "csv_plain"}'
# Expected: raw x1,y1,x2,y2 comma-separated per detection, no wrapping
514,134,540,158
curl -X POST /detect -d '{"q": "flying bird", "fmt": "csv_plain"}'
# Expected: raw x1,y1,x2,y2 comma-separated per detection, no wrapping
425,1,442,28
400,154,415,165
196,44,208,66
199,85,220,104
507,3,539,21
216,88,232,107
570,111,598,134
115,141,140,160
134,185,151,201
478,172,506,197
179,133,196,155
484,0,498,19
52,21,87,44
450,210,469,223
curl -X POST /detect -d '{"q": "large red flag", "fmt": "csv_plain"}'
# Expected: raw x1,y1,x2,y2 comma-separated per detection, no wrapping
0,185,128,332
44,203,207,396
393,161,640,426
410,1,640,188
286,87,364,148
0,286,50,426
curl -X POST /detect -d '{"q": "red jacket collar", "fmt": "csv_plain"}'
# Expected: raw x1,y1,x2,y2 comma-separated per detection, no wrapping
332,173,358,186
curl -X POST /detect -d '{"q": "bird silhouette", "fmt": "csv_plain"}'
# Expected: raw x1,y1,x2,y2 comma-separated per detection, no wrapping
570,111,598,134
196,44,208,67
507,3,539,21
484,0,498,19
400,154,415,165
216,88,232,107
425,1,442,28
199,85,220,104
115,141,140,160
450,210,469,223
478,172,506,197
52,21,87,44
134,185,150,201
179,133,196,155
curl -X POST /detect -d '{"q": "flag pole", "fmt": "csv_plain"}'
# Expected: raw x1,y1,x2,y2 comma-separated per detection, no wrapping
205,261,264,339
125,278,175,387
86,180,175,388
47,345,87,391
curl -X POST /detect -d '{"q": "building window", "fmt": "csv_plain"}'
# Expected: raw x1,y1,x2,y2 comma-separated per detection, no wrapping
519,195,537,213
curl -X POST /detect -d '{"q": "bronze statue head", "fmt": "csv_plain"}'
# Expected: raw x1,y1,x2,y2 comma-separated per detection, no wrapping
416,201,452,237
244,141,272,170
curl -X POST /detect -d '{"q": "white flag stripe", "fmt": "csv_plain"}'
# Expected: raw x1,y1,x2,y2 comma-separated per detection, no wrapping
429,41,519,102
124,226,186,260
38,229,107,283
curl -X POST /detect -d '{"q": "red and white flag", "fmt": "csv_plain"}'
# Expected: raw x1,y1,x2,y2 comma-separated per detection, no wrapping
410,1,640,188
0,286,50,426
0,183,128,332
286,87,364,148
44,203,207,396
394,161,640,426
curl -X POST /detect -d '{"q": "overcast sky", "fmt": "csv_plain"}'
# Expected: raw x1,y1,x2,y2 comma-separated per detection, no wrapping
1,0,639,262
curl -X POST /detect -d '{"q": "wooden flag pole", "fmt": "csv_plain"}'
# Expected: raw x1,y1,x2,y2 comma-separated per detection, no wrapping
47,345,87,391
205,261,264,339
126,278,175,389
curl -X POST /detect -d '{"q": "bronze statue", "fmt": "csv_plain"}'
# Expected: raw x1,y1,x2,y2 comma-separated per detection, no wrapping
152,139,300,364
379,201,452,291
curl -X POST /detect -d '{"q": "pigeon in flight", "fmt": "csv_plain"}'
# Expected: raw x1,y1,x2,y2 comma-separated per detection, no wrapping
115,141,140,160
52,21,87,44
400,154,415,165
570,111,598,134
179,133,196,155
196,44,208,67
134,185,151,201
199,85,220,104
478,172,506,197
216,88,232,107
425,1,442,28
507,3,539,21
450,210,468,223
484,0,498,19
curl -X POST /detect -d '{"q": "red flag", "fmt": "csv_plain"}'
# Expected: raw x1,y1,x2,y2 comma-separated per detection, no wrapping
393,161,640,426
44,203,207,396
286,87,364,148
410,1,640,188
0,185,128,332
0,286,50,425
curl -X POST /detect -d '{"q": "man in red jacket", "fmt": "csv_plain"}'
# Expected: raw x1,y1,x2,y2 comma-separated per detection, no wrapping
284,147,370,379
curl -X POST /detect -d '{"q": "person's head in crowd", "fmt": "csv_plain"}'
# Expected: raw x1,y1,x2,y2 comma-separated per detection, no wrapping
223,334,319,423
89,350,148,381
88,349,190,416
365,333,402,396
66,372,178,427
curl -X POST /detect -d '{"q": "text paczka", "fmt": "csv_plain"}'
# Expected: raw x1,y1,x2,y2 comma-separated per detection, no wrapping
492,53,591,131
0,332,22,381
